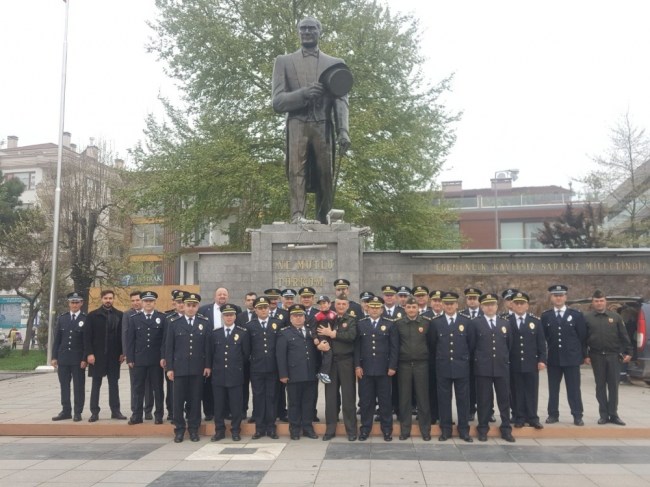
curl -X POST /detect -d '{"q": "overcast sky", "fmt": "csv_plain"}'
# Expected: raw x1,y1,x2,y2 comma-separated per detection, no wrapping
1,0,649,192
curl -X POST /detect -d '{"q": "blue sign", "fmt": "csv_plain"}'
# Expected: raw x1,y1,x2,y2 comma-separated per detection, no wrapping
0,296,26,329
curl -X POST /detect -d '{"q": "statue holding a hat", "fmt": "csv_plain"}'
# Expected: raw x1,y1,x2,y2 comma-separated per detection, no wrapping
272,17,353,224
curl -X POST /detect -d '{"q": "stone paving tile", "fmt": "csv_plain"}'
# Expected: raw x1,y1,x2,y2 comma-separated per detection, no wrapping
533,474,598,487
369,468,425,484
314,468,370,485
478,473,539,486
625,465,650,475
101,470,166,484
0,468,67,483
585,474,650,487
74,460,136,471
0,459,43,470
419,460,474,473
421,471,483,486
320,459,370,471
573,463,631,474
267,459,321,471
220,460,274,471
27,459,87,470
370,459,420,471
469,461,525,474
260,470,319,484
122,460,182,471
47,469,115,484
169,460,228,471
518,462,579,474
0,469,19,480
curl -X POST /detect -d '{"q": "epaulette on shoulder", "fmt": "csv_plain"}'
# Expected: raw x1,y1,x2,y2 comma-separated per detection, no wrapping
196,312,208,319
235,325,246,331
458,311,470,319
357,316,370,322
170,314,183,322
529,313,540,320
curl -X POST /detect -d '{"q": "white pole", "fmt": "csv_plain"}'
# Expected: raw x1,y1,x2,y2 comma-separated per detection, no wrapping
40,0,70,371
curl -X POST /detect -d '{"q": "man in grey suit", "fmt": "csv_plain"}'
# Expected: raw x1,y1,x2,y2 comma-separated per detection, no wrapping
272,17,351,224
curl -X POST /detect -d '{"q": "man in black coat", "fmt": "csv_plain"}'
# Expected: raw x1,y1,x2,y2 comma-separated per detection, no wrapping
276,304,329,440
126,291,166,425
333,279,364,319
51,292,87,422
165,293,212,443
430,292,475,442
509,292,547,429
542,284,587,426
354,296,398,441
210,304,250,442
246,297,282,439
473,293,515,442
84,290,125,422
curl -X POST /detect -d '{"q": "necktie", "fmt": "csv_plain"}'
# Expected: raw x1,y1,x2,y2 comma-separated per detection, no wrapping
519,317,524,330
188,318,193,327
489,319,494,330
146,314,151,320
556,310,562,319
261,321,266,329
71,313,76,321
449,317,454,326
471,310,476,319
301,327,306,338
373,321,377,329
226,328,231,338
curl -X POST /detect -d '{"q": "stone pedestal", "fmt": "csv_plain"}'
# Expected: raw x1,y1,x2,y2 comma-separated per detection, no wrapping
250,222,367,295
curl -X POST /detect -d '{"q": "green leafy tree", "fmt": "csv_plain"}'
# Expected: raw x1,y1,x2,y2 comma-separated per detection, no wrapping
537,202,609,248
0,169,25,229
126,0,459,250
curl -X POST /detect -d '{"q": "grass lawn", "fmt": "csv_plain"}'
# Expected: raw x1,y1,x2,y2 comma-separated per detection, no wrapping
0,349,48,371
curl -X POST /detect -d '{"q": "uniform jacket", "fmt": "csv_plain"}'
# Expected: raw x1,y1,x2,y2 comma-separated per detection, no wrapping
121,308,139,356
509,313,547,373
395,315,430,362
165,314,212,377
198,303,242,329
84,306,123,377
126,310,166,367
584,309,633,355
429,313,475,379
346,300,364,320
354,317,399,375
382,305,405,321
245,317,282,374
236,309,256,327
276,325,318,382
459,308,483,320
472,315,512,377
327,313,357,357
541,307,587,367
211,325,250,387
52,311,87,366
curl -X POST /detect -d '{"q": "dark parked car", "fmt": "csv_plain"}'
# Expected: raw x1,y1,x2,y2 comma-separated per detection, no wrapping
568,296,650,385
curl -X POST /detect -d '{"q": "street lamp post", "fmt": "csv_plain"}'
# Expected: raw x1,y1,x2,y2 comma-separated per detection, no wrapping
492,169,519,249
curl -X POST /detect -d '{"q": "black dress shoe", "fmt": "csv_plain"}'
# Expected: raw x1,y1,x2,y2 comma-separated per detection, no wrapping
598,417,608,425
111,412,127,420
489,415,496,422
383,433,392,442
268,431,279,439
88,414,99,423
399,434,410,440
303,431,319,439
154,418,163,425
322,434,334,441
545,416,559,424
438,434,449,442
252,431,264,439
211,432,225,442
247,417,255,424
422,434,431,441
530,422,544,430
609,416,626,426
73,414,82,422
502,433,516,443
145,412,153,420
573,418,584,426
478,433,487,442
128,418,143,425
514,423,524,428
232,434,241,441
314,416,320,422
174,433,184,443
189,432,200,442
359,434,368,441
460,435,473,443
348,435,357,441
52,412,72,421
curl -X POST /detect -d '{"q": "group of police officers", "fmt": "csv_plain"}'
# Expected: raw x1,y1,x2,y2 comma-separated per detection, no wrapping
51,279,633,443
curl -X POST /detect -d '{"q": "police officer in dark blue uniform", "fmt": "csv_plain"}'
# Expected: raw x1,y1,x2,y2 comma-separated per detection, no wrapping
509,291,546,429
210,304,250,441
51,292,87,422
165,293,212,443
354,296,398,441
473,293,514,442
430,291,475,442
246,297,282,439
542,284,587,426
276,304,328,440
126,291,166,425
162,290,185,421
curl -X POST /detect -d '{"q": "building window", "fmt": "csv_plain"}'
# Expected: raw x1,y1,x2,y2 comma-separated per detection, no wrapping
5,171,36,190
131,223,163,249
500,221,544,249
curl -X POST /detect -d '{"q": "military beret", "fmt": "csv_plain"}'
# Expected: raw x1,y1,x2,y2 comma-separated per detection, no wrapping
140,291,158,301
67,292,83,302
412,286,429,296
479,293,499,304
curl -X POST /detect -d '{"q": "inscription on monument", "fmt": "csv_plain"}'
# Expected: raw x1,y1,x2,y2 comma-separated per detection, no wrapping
428,259,648,275
272,245,337,289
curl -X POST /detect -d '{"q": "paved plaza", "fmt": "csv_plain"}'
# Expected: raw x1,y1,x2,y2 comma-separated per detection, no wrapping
0,368,649,485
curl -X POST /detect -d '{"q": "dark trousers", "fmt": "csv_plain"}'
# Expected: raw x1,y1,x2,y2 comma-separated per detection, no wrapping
590,353,621,419
319,348,332,375
277,383,288,419
129,366,153,415
132,365,164,421
173,375,203,434
476,375,511,435
324,355,357,436
90,361,121,415
57,363,85,415
251,372,278,434
165,375,173,417
391,373,400,414
359,374,392,435
243,362,251,416
437,375,470,436
287,380,317,436
428,362,439,423
511,370,540,424
213,383,243,434
469,360,494,416
398,360,430,436
202,378,214,417
547,365,583,419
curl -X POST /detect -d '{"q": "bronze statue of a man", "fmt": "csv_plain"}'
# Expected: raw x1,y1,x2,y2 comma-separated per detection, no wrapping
272,17,351,224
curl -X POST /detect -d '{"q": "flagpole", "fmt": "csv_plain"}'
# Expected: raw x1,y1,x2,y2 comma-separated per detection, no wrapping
39,0,70,371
